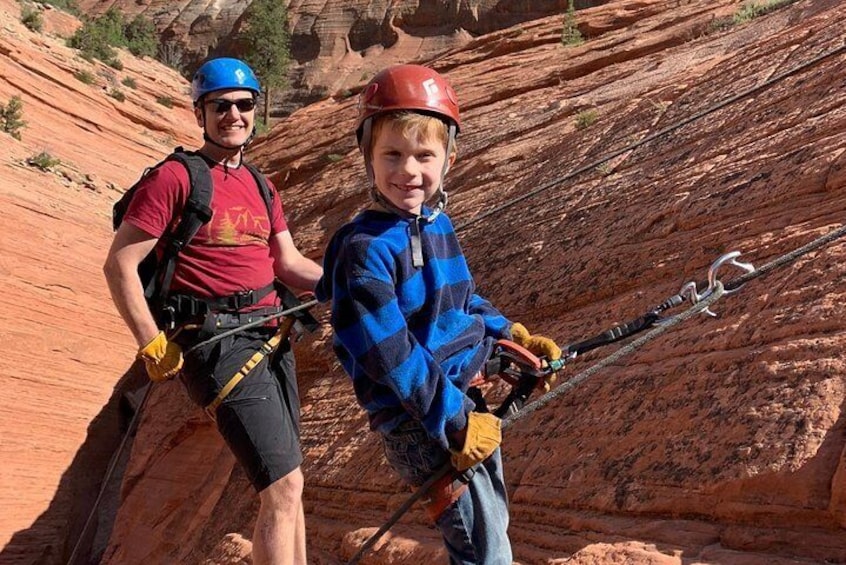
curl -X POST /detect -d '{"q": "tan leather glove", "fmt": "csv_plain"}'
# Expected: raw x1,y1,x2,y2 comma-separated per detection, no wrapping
450,412,502,471
510,322,562,391
137,331,184,383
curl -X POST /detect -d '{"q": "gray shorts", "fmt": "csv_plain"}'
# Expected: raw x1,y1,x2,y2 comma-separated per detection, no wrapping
180,328,303,492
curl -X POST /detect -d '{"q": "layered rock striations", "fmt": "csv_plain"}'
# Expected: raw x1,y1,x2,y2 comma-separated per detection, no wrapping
2,0,845,564
73,0,613,111
0,0,197,561
106,0,846,563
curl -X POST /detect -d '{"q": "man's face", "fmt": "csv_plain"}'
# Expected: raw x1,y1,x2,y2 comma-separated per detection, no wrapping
195,89,256,148
370,122,452,216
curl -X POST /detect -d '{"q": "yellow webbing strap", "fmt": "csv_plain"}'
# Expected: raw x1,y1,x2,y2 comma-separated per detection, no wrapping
204,318,293,420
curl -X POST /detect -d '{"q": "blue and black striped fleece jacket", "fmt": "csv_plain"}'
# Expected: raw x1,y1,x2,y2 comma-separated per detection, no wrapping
315,208,512,450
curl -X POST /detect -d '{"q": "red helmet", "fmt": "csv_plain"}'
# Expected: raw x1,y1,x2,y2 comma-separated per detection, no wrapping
356,64,461,136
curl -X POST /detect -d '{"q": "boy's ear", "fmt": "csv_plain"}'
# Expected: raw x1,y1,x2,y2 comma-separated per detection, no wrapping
194,106,204,128
448,152,456,168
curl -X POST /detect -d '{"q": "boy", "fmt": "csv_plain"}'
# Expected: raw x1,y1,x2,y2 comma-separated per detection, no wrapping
315,64,561,563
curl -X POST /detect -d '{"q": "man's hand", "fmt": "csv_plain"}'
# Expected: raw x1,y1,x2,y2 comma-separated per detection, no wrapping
450,412,502,471
510,322,562,391
137,331,184,382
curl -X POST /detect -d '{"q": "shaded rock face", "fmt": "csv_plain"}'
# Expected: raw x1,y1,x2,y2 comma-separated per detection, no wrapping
3,1,846,565
0,0,198,562
73,0,609,111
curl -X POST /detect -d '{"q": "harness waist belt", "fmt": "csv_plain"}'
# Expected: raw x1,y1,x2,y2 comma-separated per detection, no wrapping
167,282,275,317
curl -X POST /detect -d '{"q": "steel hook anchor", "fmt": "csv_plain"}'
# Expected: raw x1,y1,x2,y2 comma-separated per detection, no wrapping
679,251,755,317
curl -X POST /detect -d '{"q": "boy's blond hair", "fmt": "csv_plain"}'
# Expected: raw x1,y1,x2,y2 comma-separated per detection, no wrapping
371,111,458,157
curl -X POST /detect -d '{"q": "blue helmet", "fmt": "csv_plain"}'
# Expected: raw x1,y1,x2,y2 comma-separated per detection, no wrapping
191,58,261,104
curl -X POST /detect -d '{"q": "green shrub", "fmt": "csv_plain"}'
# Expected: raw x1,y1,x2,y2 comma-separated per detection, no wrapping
68,8,160,64
74,69,96,84
68,20,118,63
125,15,158,58
156,95,173,108
561,0,583,47
0,95,26,140
21,6,43,32
121,76,137,89
733,0,797,24
575,109,598,129
156,41,185,72
326,153,344,163
27,151,61,171
711,0,799,30
109,88,126,102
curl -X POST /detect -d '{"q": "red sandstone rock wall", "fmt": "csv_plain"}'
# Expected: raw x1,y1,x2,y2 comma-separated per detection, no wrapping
72,0,613,111
0,0,198,561
102,0,846,563
3,0,845,564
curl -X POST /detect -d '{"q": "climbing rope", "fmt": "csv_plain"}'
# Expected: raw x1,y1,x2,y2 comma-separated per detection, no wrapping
347,219,846,562
346,281,727,564
67,383,152,565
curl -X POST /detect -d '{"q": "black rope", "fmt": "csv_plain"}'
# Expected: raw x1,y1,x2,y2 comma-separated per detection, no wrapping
348,217,846,560
184,299,319,354
67,383,152,565
346,283,726,564
507,282,725,426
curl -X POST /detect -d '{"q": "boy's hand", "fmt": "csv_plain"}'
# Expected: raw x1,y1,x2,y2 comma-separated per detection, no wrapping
510,322,562,360
137,331,184,382
510,322,562,391
450,412,502,471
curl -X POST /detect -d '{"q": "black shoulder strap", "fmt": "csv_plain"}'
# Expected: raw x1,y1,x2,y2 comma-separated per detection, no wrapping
148,149,214,303
243,161,275,217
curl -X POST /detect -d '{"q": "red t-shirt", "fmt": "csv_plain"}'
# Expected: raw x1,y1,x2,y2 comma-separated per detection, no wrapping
123,159,288,309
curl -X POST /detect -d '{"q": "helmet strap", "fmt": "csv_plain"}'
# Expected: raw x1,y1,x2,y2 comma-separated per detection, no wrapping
426,123,457,223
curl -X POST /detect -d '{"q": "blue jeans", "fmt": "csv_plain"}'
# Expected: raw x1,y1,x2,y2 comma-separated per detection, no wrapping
381,420,512,564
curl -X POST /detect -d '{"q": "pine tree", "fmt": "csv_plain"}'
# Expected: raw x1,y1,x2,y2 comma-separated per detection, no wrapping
237,0,291,124
1,96,26,140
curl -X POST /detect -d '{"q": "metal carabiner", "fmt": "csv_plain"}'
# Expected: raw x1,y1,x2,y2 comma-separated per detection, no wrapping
707,250,755,296
678,251,755,317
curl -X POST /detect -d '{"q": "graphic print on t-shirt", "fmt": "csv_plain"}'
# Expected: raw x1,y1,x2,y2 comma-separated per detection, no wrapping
205,205,270,246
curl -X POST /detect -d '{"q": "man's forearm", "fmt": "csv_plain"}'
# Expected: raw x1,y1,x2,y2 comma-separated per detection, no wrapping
276,255,323,291
104,263,160,347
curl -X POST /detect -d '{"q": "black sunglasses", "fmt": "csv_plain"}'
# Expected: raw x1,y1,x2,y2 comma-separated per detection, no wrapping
206,98,257,114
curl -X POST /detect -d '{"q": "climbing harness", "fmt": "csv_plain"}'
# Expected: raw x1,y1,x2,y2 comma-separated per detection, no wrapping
203,316,295,421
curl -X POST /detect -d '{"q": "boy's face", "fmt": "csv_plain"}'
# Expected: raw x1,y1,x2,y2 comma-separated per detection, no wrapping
370,122,454,216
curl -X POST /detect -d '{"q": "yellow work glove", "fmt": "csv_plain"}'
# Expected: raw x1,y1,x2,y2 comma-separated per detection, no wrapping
510,322,562,391
450,412,502,472
137,331,184,383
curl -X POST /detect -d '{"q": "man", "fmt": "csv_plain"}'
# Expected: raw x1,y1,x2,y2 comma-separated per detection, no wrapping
103,57,321,565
